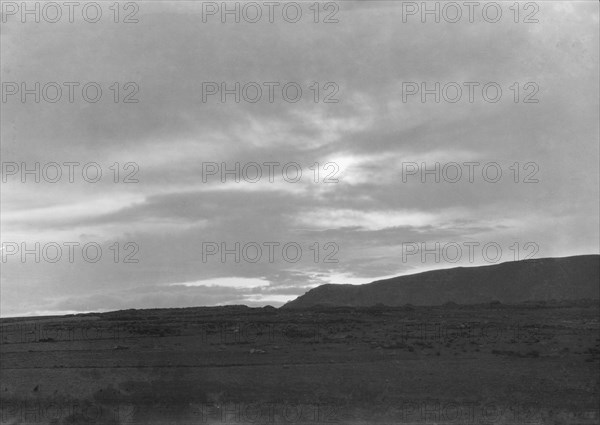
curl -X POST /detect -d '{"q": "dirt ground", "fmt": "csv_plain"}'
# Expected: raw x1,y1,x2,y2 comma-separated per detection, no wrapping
1,302,598,424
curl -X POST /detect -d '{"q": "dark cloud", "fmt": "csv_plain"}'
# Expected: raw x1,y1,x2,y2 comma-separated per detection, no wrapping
1,1,598,316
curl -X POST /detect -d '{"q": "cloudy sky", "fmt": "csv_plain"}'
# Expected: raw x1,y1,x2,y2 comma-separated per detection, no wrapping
1,1,598,317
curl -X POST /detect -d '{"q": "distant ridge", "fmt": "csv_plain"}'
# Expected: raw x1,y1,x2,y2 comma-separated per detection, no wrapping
282,255,600,309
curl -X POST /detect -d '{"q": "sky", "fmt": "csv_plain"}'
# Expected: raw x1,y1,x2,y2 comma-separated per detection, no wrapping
1,1,598,317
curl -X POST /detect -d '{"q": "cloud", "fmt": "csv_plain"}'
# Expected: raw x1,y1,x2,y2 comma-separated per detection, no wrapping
1,1,598,316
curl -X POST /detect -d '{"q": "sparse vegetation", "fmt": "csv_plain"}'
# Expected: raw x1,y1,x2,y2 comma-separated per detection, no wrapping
1,302,597,424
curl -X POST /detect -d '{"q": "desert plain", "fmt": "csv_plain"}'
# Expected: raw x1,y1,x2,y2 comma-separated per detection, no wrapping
1,301,598,425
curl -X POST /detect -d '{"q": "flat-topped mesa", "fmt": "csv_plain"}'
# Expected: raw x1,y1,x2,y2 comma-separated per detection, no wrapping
282,255,600,309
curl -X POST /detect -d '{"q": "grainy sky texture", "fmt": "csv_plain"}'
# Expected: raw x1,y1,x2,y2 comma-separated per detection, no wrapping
1,1,598,316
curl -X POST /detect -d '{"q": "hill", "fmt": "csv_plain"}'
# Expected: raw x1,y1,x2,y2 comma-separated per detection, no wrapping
282,255,600,308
